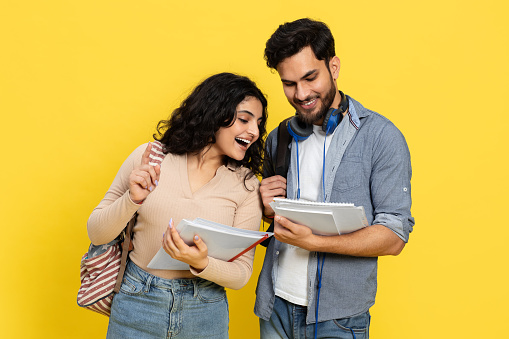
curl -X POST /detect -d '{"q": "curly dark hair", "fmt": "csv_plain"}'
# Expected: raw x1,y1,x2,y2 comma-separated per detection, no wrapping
153,72,268,183
265,18,336,70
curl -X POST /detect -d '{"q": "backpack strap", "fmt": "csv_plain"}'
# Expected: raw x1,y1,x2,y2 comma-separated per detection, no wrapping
261,117,293,247
113,213,137,293
274,117,293,178
148,140,165,167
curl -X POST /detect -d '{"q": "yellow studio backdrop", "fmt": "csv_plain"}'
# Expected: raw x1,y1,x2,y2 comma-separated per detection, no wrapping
1,0,508,338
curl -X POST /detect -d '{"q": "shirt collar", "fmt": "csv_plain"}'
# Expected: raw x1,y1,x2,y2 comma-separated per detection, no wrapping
346,97,361,130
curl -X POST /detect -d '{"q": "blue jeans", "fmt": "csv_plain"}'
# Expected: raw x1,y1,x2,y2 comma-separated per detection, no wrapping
260,296,370,339
107,261,229,339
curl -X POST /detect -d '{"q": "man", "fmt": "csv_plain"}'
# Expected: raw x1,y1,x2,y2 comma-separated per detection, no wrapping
254,18,414,338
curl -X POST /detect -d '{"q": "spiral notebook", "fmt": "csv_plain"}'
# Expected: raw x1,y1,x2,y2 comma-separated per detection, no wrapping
147,218,272,270
269,198,368,235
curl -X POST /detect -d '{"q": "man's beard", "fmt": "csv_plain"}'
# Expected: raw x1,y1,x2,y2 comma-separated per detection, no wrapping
294,75,337,125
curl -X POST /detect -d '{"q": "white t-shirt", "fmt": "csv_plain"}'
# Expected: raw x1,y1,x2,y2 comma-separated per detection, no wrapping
275,124,335,306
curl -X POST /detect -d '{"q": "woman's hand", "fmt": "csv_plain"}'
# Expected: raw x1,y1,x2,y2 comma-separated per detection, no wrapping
162,219,209,272
129,142,161,204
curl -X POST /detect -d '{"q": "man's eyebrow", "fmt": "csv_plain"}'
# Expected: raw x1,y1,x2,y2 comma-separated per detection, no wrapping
280,69,318,83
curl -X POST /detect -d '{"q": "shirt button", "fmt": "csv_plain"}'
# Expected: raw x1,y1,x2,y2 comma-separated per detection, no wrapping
403,187,408,192
276,251,279,255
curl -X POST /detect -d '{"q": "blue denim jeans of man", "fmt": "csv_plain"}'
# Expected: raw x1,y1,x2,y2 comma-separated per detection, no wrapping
107,261,229,339
260,296,370,339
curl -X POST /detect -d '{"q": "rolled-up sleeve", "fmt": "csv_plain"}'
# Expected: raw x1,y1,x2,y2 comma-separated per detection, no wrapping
370,122,414,242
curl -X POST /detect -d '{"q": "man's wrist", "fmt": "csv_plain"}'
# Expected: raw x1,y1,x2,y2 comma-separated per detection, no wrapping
301,233,325,252
263,207,275,218
263,212,275,224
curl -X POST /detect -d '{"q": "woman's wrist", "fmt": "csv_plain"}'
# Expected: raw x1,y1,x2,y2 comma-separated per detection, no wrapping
191,257,209,273
129,191,145,205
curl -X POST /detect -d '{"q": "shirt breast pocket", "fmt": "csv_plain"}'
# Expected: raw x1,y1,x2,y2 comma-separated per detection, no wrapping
333,154,363,193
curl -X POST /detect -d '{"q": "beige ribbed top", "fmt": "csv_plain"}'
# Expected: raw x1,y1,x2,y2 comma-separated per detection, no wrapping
87,144,263,290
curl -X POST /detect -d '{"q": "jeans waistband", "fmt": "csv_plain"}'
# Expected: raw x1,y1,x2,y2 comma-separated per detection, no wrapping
125,260,199,291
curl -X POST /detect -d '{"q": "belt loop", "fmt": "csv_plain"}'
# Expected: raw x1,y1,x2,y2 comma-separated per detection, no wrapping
192,279,198,298
144,275,153,293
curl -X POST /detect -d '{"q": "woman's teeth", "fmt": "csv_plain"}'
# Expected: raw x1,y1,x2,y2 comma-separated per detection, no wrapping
235,137,251,146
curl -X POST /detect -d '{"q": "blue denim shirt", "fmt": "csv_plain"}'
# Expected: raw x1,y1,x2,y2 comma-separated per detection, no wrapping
254,96,414,323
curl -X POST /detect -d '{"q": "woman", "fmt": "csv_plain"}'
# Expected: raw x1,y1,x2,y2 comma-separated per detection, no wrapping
87,72,267,338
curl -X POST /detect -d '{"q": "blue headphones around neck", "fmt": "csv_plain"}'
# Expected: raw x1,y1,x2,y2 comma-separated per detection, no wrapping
287,90,349,140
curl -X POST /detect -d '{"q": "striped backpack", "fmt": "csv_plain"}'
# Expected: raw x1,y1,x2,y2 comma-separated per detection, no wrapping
77,141,165,316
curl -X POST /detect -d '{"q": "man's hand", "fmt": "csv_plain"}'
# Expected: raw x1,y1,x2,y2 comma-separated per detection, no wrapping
275,215,406,256
260,175,287,216
273,215,316,250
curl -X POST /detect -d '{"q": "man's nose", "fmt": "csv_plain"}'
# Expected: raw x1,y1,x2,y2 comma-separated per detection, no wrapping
295,82,311,102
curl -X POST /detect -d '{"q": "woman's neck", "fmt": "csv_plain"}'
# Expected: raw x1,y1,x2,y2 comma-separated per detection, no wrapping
186,148,226,194
187,147,225,172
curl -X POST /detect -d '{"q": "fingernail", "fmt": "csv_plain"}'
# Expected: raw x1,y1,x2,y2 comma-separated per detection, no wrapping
162,232,165,239
149,186,153,192
275,216,280,222
169,218,173,228
155,180,159,186
194,235,199,241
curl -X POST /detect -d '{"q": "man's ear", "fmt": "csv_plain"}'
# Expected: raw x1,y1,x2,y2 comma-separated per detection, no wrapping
329,56,341,80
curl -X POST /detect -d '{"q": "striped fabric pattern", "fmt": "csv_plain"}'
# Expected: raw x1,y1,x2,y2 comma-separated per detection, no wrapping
148,140,165,166
77,242,122,316
78,141,166,316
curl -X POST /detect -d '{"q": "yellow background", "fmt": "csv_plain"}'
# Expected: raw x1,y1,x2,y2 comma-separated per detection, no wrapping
1,0,508,338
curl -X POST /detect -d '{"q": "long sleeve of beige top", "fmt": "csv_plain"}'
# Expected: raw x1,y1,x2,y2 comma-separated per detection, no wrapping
87,144,263,290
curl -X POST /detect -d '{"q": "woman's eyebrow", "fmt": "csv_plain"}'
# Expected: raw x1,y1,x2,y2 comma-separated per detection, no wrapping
237,110,254,117
238,110,262,121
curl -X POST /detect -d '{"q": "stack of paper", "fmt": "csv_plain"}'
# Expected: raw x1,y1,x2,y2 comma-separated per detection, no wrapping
148,218,272,270
269,198,368,235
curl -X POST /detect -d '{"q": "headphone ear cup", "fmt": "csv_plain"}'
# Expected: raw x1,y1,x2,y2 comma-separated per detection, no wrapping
287,116,313,141
322,91,348,134
324,112,340,134
322,108,341,134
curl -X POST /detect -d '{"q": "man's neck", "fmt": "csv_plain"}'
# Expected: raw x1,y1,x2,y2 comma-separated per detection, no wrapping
331,90,343,111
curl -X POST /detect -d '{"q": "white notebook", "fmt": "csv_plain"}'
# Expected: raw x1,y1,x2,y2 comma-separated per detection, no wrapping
147,218,272,270
269,198,368,235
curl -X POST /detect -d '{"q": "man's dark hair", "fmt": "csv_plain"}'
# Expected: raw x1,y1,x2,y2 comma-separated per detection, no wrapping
154,72,268,182
264,18,336,70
